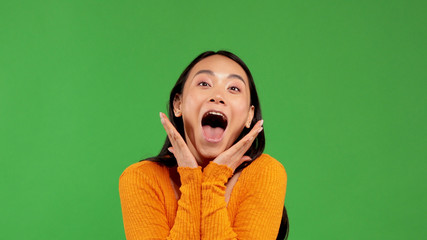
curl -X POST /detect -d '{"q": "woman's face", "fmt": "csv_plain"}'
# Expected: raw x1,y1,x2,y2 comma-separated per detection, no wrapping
174,55,254,165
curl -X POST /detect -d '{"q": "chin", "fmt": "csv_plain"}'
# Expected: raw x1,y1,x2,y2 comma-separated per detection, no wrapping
198,145,225,161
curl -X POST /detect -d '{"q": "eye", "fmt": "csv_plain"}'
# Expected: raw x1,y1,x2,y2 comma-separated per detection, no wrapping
229,86,240,92
198,81,210,87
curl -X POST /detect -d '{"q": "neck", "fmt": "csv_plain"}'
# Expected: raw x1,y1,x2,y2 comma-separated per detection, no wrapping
196,156,212,169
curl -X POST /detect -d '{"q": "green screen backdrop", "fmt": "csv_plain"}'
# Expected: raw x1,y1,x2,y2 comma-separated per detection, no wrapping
1,0,425,239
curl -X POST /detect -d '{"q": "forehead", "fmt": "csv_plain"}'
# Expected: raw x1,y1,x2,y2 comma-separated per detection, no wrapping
187,55,248,83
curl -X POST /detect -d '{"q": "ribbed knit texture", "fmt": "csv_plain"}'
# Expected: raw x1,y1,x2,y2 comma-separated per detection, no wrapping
119,154,287,240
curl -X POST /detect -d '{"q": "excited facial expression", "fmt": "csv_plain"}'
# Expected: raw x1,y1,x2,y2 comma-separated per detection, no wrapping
173,55,254,165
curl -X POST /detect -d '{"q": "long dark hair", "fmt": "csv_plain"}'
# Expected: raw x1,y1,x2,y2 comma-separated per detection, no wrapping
142,50,289,239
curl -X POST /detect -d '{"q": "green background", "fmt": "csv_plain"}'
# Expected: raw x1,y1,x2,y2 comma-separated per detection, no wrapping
1,0,425,239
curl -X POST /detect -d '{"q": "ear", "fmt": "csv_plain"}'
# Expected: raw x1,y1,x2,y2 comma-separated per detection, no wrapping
173,94,182,117
245,105,255,128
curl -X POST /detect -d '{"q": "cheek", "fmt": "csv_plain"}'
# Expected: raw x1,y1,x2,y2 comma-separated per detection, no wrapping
181,93,203,119
231,100,251,125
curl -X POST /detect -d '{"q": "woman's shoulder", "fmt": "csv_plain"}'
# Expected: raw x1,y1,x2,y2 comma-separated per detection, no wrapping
118,160,171,199
119,160,167,180
243,153,287,178
236,153,287,193
251,153,286,170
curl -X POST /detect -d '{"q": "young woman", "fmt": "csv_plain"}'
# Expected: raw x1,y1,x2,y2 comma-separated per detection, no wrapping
119,51,288,240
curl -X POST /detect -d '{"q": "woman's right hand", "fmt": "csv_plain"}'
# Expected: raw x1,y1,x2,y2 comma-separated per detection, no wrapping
160,112,198,168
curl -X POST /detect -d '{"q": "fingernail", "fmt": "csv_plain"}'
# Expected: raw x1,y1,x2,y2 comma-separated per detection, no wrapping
260,119,264,126
258,127,263,133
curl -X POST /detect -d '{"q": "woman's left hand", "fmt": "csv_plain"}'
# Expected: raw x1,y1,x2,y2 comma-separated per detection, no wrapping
212,120,263,172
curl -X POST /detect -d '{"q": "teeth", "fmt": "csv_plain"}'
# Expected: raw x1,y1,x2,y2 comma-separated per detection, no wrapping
207,111,227,121
208,111,224,118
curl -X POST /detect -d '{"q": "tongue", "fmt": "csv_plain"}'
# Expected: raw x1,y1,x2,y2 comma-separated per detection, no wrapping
202,125,224,142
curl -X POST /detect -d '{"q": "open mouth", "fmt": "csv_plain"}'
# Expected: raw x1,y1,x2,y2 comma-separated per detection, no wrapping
201,111,228,143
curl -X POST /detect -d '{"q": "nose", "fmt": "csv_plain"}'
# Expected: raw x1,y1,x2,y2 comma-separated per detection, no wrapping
209,95,225,105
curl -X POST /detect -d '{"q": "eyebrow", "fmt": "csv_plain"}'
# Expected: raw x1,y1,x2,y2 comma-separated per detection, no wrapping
193,70,246,85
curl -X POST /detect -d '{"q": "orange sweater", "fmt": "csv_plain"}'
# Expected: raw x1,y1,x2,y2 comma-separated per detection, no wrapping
119,153,287,240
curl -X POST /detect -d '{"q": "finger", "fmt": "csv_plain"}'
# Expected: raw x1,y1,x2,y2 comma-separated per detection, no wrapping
237,135,256,156
160,112,181,145
160,112,188,152
159,113,198,168
248,120,264,139
240,155,252,163
232,119,264,154
168,147,175,154
160,112,174,138
235,156,252,168
242,119,263,142
221,121,262,164
251,119,264,136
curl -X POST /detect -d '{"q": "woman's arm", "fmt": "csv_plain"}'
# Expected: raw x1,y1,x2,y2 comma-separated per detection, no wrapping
119,163,202,240
201,157,287,240
201,162,236,239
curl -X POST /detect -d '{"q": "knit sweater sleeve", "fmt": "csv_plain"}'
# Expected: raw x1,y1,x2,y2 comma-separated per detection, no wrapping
119,162,202,240
201,157,287,240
